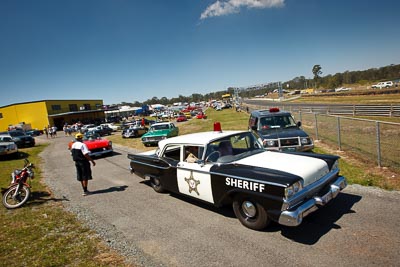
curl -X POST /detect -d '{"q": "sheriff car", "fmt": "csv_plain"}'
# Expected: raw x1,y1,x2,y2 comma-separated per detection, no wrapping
128,128,346,230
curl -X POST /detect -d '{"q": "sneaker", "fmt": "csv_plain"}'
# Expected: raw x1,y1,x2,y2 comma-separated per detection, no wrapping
82,191,91,196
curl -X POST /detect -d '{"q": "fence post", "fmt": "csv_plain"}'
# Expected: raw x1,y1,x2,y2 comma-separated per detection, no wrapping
337,116,342,151
376,121,382,168
314,113,319,141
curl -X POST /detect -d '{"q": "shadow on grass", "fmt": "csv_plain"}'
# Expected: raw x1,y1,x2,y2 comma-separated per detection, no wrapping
27,190,70,206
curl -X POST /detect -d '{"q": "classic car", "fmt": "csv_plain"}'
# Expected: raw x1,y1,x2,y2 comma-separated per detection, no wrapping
141,122,179,147
248,108,314,152
176,115,188,122
86,125,113,136
0,135,19,158
196,112,207,119
128,128,346,230
122,125,148,138
68,132,113,157
100,123,121,131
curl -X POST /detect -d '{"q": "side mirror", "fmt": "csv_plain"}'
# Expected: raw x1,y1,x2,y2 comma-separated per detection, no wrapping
297,121,302,127
250,125,257,131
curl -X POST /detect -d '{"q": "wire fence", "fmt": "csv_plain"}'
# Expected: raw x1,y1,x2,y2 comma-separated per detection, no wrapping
245,103,400,173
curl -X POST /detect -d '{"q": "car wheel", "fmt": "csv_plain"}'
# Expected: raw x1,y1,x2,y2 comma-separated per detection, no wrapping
150,177,165,193
233,196,270,230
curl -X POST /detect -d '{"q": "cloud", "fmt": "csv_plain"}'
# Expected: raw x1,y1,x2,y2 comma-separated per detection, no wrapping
200,0,285,20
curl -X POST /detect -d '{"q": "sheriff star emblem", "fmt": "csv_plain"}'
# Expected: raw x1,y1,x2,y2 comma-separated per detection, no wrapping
184,171,200,196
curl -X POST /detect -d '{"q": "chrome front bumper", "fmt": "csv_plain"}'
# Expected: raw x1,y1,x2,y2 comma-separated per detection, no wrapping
278,176,347,227
89,149,113,157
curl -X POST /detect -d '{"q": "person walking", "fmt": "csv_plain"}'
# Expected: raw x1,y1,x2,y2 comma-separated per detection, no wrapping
70,133,96,196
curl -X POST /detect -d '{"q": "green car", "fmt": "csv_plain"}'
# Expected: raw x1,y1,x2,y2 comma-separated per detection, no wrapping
141,122,179,146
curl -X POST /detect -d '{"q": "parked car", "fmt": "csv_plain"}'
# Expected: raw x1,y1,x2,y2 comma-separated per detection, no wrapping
68,132,113,157
87,125,113,136
100,123,121,131
122,125,148,138
128,129,347,230
176,115,187,122
0,135,19,158
334,87,351,92
2,130,35,148
196,112,207,119
141,122,179,147
80,124,96,132
248,108,313,152
25,129,43,136
371,81,393,89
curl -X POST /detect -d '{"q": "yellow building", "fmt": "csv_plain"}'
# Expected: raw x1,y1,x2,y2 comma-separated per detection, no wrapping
0,100,105,131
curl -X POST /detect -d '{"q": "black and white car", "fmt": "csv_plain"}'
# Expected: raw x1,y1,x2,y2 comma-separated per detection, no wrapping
128,129,346,230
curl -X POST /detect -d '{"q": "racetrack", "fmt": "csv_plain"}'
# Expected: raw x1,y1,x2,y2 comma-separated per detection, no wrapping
40,134,400,267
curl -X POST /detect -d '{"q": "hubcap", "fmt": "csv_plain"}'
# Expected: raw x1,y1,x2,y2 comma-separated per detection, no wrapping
242,201,257,218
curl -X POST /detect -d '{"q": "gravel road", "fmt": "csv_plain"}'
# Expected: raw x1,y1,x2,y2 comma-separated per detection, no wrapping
38,134,400,267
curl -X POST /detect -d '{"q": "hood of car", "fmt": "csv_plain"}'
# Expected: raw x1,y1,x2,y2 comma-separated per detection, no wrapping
234,151,330,187
143,129,170,137
259,128,309,139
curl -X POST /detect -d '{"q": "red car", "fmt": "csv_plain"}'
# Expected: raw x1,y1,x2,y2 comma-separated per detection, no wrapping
176,115,188,122
196,112,207,119
68,133,113,157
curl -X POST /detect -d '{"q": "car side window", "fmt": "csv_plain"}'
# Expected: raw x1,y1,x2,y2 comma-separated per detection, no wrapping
162,145,181,161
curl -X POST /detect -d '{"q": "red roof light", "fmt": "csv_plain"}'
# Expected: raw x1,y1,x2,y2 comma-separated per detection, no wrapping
269,107,280,113
213,122,222,132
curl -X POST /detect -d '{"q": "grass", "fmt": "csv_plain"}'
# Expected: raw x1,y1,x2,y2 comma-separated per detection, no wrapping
0,145,131,267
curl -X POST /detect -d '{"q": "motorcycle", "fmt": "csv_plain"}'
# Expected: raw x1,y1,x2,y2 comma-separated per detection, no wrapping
2,159,35,209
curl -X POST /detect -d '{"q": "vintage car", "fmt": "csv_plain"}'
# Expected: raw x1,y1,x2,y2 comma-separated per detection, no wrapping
122,125,148,138
196,112,207,119
100,123,121,132
176,115,188,122
141,122,179,147
68,133,113,157
128,129,346,230
0,135,19,158
248,108,314,152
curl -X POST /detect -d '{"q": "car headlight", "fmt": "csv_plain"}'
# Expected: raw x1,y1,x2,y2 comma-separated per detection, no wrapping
285,181,303,199
300,137,310,145
9,144,17,150
264,139,277,147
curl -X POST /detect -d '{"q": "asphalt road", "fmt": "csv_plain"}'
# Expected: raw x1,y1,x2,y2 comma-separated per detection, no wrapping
39,134,400,267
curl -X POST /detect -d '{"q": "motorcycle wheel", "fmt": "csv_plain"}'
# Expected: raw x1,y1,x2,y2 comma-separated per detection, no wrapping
2,184,31,209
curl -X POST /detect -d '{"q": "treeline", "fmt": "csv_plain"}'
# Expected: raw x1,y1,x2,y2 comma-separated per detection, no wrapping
116,64,400,107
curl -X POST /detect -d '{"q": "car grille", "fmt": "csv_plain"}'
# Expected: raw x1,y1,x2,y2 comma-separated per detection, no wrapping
279,138,299,147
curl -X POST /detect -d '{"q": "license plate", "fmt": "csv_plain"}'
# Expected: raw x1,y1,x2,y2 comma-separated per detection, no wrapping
282,147,296,152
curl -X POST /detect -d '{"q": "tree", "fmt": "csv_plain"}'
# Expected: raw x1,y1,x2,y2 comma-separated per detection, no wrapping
312,65,323,88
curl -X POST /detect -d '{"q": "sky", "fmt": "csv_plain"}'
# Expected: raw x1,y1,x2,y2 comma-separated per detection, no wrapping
1,0,399,106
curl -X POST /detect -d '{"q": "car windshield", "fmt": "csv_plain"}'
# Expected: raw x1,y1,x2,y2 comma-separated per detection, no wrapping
151,124,170,131
83,133,101,141
205,132,264,163
0,136,13,142
259,115,296,129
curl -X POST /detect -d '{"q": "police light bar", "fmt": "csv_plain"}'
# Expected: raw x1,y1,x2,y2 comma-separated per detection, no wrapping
269,107,280,112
